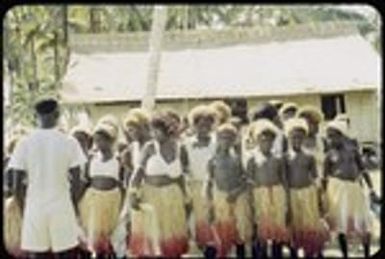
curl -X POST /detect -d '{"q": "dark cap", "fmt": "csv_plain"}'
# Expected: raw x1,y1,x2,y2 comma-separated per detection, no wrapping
249,103,278,122
34,98,59,115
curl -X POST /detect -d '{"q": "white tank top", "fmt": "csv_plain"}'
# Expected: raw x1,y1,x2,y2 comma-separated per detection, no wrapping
185,136,216,181
146,141,182,178
89,153,120,180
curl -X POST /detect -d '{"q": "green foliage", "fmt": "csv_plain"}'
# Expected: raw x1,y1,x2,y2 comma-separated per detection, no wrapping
4,5,380,127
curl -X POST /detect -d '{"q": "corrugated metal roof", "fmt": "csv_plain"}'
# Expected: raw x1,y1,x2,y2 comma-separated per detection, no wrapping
61,34,380,104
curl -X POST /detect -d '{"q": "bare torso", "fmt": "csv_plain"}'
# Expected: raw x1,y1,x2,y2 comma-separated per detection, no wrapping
286,151,317,188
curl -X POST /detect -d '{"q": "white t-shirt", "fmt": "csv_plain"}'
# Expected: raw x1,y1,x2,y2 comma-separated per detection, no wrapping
7,128,87,205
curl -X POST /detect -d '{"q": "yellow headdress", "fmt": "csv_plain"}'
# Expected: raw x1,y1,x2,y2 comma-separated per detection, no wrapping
284,117,309,136
209,101,231,123
297,105,324,123
250,119,280,140
123,108,150,129
70,124,92,137
99,114,119,128
94,115,119,139
326,119,349,137
93,122,118,140
188,105,216,126
217,122,237,136
279,102,298,117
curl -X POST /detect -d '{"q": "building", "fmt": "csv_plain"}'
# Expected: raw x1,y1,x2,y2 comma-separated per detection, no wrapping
61,21,381,144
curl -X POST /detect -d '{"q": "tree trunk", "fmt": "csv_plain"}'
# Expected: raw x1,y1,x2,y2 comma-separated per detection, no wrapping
183,5,188,30
142,5,168,111
62,5,68,44
30,36,38,91
54,31,60,82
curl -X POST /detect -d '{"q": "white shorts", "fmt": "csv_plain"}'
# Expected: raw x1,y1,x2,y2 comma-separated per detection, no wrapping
21,197,80,252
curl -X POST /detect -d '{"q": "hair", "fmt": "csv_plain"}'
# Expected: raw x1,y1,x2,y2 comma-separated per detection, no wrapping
249,103,278,122
151,111,180,137
284,118,309,136
34,98,59,115
250,119,279,140
188,105,216,126
217,123,237,137
123,108,150,129
209,101,231,123
297,105,324,123
279,102,298,117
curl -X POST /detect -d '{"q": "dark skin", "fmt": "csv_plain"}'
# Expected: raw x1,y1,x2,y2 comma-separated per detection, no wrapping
285,128,321,233
195,115,215,141
246,130,289,223
286,129,318,189
246,131,287,188
73,131,92,157
323,128,376,259
206,130,247,218
87,131,122,191
323,128,377,198
130,126,189,210
121,123,151,184
246,130,288,256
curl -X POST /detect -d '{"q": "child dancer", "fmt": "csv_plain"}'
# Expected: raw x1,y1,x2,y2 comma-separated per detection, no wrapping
323,120,378,259
115,108,152,256
184,105,217,252
284,118,329,258
206,123,253,258
79,118,123,257
246,119,289,259
297,106,326,177
128,111,189,258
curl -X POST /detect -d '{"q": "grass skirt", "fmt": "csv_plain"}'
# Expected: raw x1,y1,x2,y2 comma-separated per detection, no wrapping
129,183,189,257
188,180,214,247
325,177,372,241
289,185,330,255
252,185,289,244
79,187,122,254
212,188,253,257
4,197,24,257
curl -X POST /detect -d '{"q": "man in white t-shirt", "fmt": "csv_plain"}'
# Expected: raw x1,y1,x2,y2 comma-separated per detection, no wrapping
7,98,87,258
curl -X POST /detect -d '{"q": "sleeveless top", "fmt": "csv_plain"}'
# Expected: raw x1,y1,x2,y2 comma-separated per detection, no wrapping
145,141,182,178
185,135,216,181
89,152,120,180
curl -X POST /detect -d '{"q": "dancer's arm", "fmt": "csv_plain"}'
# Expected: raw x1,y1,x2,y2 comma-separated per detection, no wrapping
129,143,153,209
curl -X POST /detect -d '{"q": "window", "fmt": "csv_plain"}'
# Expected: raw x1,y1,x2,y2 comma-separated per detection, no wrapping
224,98,248,123
321,94,346,120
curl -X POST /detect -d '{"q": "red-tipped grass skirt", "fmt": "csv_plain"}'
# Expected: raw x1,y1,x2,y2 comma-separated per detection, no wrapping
79,187,122,254
252,185,290,244
325,177,372,242
4,197,25,258
129,183,189,258
211,188,253,257
289,184,330,256
189,180,214,247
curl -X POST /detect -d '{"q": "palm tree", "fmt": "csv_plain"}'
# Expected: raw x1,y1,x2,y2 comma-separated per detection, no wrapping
142,5,168,111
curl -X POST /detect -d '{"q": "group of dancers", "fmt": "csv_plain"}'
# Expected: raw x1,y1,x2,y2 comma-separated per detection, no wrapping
4,98,379,258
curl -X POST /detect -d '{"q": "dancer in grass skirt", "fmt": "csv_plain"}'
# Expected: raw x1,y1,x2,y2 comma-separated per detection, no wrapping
129,111,189,258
